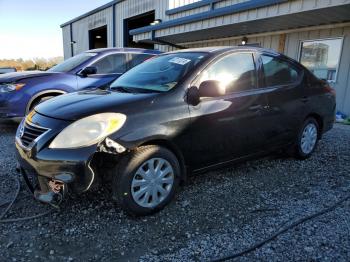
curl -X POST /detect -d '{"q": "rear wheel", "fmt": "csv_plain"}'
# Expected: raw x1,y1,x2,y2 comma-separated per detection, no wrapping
293,117,319,159
112,145,180,216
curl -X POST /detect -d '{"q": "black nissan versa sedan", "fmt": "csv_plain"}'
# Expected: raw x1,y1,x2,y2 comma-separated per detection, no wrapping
15,47,336,216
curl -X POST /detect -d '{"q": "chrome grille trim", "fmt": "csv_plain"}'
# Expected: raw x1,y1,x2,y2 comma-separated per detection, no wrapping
17,120,50,150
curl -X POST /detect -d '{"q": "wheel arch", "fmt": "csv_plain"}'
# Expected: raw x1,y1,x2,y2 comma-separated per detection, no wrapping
304,113,324,137
26,89,67,114
139,139,187,183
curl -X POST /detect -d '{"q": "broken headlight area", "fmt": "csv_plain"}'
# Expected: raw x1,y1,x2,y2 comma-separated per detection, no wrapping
91,138,128,186
97,137,126,155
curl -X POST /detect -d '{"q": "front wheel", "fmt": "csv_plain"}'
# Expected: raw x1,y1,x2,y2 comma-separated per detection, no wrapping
112,145,180,216
27,95,55,114
293,118,320,159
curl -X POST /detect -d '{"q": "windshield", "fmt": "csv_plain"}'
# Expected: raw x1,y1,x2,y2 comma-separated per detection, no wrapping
48,52,98,73
110,52,207,92
0,68,16,73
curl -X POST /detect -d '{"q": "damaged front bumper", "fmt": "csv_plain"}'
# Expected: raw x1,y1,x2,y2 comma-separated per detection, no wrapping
15,113,127,206
16,141,98,204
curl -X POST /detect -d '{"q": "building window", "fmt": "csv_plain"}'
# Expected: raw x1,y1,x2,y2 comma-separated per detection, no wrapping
299,38,343,82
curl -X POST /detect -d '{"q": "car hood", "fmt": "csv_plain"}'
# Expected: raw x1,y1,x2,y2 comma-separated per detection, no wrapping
0,71,60,83
35,89,158,121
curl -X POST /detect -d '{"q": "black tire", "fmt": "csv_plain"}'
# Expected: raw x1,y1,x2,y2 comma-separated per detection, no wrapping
112,145,180,216
292,117,320,160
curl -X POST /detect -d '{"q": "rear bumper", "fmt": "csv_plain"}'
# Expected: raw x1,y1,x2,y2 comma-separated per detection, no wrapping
322,105,336,134
323,117,334,134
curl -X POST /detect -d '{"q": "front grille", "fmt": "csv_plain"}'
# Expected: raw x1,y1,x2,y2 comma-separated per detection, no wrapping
20,121,48,147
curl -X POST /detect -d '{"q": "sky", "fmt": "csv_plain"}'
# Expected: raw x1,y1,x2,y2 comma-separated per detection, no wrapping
0,0,111,59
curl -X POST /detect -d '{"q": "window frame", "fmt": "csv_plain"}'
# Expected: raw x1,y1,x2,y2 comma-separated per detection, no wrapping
126,53,155,70
192,50,260,96
298,37,344,83
80,51,157,76
259,52,303,89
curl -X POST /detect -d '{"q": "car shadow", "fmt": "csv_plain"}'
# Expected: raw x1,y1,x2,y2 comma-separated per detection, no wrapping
0,120,19,133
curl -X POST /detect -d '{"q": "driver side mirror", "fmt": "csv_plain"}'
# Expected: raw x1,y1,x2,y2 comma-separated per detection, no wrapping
187,80,225,106
198,80,225,97
79,66,97,77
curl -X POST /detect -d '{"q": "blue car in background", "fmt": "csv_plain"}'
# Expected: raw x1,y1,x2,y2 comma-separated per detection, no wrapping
0,48,161,120
0,67,17,74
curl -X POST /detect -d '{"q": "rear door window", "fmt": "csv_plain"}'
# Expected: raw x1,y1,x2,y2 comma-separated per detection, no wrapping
261,55,299,86
92,54,127,74
198,52,257,93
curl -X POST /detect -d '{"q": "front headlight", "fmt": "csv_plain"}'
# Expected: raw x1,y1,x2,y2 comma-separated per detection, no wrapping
49,113,126,149
0,83,26,93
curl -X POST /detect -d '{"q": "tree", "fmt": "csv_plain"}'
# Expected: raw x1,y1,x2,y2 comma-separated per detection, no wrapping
0,57,63,71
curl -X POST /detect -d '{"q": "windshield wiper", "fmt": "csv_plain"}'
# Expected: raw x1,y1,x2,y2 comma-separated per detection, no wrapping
110,86,132,93
111,86,165,94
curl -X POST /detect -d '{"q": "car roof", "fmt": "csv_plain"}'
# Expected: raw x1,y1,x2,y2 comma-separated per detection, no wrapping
166,46,280,55
85,47,162,55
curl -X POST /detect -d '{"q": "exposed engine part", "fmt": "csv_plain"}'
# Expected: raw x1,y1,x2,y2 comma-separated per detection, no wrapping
98,137,126,154
54,173,74,183
48,179,64,194
34,190,62,207
34,178,65,207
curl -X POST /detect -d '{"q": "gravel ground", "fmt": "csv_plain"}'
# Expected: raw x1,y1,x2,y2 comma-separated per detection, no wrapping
0,121,349,261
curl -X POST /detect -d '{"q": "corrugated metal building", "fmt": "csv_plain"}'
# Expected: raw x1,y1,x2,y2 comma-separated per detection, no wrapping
61,0,350,114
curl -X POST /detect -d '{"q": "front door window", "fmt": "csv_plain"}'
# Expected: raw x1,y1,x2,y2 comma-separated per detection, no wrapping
92,54,127,74
198,52,257,93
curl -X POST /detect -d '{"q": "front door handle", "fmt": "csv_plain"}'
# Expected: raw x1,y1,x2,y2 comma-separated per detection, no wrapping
301,96,309,103
249,104,263,111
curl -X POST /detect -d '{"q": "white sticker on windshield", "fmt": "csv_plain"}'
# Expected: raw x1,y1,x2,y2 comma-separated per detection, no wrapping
169,57,191,65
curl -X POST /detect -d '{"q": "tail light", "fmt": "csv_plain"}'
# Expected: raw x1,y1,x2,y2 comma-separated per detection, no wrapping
324,84,336,96
320,79,336,96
